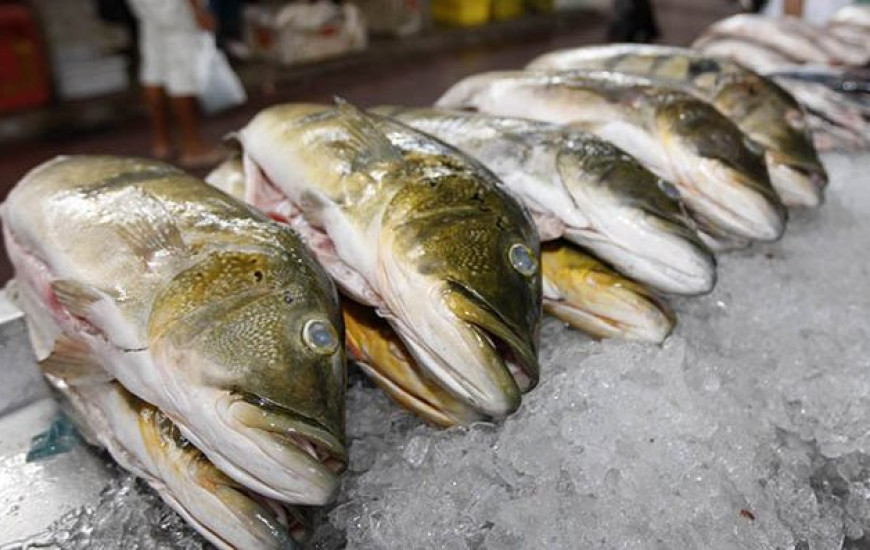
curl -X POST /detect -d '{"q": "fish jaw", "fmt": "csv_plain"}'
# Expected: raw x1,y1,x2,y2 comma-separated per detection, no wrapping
343,300,484,427
557,150,716,296
673,153,787,242
541,242,674,343
654,101,788,242
377,275,528,419
65,382,308,550
564,224,715,297
766,153,827,208
148,343,345,506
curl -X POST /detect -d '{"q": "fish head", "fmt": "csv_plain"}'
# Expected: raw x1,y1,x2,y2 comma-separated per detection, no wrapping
380,154,542,419
652,93,788,241
557,136,716,295
541,241,675,343
713,75,828,207
148,233,347,504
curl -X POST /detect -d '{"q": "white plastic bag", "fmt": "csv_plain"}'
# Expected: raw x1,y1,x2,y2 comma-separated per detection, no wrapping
196,33,246,114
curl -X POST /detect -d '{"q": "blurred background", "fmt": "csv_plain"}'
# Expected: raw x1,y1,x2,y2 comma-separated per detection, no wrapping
0,0,744,279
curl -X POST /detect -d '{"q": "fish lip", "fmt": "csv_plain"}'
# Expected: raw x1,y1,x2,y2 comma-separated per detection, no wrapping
564,222,716,296
392,321,523,419
679,159,787,242
765,151,828,208
446,281,540,392
226,396,346,505
232,392,348,469
216,485,311,548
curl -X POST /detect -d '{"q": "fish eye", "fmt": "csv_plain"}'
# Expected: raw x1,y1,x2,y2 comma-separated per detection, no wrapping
508,243,538,277
784,109,806,131
302,319,339,355
742,136,764,156
657,179,682,201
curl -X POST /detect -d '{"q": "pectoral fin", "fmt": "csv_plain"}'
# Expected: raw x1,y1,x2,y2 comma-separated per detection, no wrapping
39,333,113,387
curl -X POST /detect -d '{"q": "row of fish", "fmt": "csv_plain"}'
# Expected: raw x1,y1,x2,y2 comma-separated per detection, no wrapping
4,38,836,548
690,9,870,151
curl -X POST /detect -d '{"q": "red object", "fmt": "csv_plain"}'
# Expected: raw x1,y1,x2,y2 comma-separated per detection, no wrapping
0,3,50,113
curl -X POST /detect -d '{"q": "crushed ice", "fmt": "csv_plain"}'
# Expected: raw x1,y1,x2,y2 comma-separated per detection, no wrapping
12,154,870,549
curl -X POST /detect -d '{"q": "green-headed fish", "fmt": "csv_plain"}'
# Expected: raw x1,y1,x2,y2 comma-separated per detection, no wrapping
237,102,542,420
437,70,787,244
374,106,715,296
526,44,828,207
2,156,347,506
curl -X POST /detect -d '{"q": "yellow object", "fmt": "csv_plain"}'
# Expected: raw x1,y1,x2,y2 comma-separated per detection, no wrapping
431,0,490,26
493,0,524,20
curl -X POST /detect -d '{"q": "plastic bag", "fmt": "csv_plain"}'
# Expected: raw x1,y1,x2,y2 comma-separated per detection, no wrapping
196,33,246,114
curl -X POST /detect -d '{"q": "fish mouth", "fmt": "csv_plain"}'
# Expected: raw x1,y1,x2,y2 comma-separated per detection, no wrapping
228,395,347,505
765,152,827,208
445,282,540,394
343,302,485,428
674,155,787,242
391,283,539,419
211,483,312,549
564,218,716,297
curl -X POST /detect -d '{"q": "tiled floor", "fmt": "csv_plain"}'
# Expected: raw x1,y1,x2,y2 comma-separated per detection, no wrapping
0,0,738,282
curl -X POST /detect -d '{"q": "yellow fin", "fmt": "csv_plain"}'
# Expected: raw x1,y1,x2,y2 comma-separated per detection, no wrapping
334,97,403,167
112,187,187,263
39,334,112,387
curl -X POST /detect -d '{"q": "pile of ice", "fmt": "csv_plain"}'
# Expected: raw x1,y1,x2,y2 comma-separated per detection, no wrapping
24,153,870,549
316,153,870,550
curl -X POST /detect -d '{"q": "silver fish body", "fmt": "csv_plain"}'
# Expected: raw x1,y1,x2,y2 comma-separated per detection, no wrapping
527,44,828,208
374,105,715,296
437,70,787,243
2,156,348,506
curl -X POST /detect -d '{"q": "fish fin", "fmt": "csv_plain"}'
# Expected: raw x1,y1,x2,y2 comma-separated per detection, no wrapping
50,279,109,320
333,97,403,168
39,334,113,387
114,188,187,264
7,279,62,361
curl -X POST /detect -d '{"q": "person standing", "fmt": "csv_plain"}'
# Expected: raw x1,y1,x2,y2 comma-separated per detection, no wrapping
127,0,222,168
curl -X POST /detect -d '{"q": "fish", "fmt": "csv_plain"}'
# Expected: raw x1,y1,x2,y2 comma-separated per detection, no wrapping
771,76,870,139
694,14,833,65
541,240,674,343
692,38,797,73
526,44,828,208
804,112,870,152
237,102,542,419
46,377,310,550
831,5,870,28
373,105,715,296
764,65,870,95
437,70,787,243
1,156,347,506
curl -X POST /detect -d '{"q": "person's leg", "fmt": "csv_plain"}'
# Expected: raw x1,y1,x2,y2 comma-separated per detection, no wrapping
171,95,220,167
143,85,173,159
